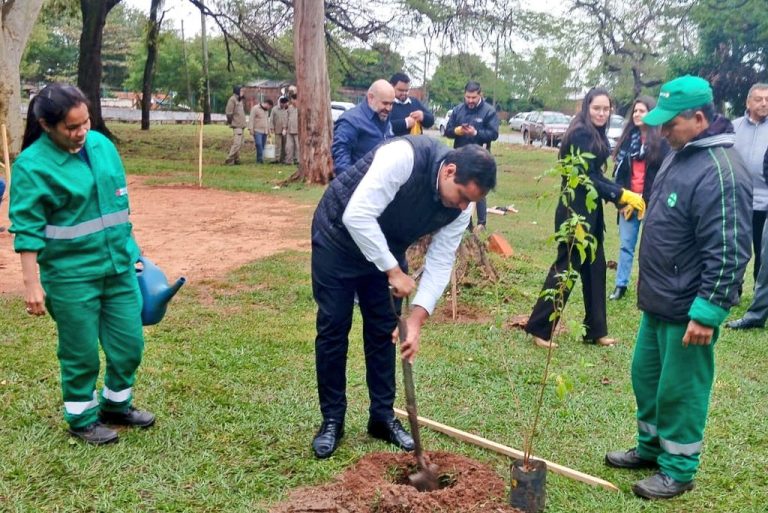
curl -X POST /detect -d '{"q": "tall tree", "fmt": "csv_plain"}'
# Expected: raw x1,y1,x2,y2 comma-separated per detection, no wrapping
500,48,572,112
291,0,333,184
429,53,499,109
140,0,165,130
78,0,121,137
0,0,46,155
669,0,768,110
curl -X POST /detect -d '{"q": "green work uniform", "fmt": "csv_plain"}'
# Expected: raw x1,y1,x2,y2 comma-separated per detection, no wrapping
9,130,144,429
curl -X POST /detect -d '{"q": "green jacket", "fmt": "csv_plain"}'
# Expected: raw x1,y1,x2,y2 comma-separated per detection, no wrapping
9,130,139,282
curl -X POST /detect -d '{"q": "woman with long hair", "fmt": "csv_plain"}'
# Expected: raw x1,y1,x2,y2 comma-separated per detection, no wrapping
525,87,646,349
9,84,154,444
608,96,671,300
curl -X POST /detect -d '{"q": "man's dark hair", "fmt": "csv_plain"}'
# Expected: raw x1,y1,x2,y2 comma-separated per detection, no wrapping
233,85,242,95
679,103,716,123
389,72,410,86
264,99,274,107
444,144,497,191
279,96,289,104
464,81,482,93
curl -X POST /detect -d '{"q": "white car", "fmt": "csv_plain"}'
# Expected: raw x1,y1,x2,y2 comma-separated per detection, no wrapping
607,114,625,150
331,101,356,122
508,111,530,131
434,109,453,135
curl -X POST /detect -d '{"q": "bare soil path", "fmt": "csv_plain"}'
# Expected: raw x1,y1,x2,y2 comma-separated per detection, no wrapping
0,176,313,296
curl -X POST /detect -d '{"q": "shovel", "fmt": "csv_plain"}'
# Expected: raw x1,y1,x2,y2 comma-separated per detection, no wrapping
389,288,440,492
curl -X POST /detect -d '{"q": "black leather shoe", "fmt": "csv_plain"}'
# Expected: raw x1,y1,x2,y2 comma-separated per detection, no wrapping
68,422,119,445
725,318,764,330
312,420,344,459
609,286,627,300
605,448,658,469
100,406,156,428
632,472,694,499
367,418,414,451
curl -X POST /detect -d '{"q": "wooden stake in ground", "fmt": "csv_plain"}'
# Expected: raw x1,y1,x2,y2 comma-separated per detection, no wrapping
450,267,457,320
198,113,204,187
394,408,619,492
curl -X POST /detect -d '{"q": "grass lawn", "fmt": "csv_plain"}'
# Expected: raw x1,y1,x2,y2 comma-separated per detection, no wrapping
1,124,767,512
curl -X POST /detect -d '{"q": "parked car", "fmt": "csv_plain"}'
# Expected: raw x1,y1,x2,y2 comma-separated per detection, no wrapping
434,109,453,135
331,101,356,122
521,111,571,147
607,114,625,150
508,111,530,131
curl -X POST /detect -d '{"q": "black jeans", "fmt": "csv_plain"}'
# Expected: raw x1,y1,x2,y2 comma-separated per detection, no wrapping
525,238,608,341
311,234,402,423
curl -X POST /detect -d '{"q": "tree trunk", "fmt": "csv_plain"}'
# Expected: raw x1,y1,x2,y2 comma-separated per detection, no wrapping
78,0,121,138
291,0,333,184
141,0,164,130
0,0,46,156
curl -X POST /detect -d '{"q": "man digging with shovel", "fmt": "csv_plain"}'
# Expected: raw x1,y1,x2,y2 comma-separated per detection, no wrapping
310,136,496,459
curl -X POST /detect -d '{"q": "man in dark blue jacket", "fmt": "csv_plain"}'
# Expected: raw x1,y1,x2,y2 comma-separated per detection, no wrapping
331,79,394,176
444,81,499,231
389,72,435,136
311,136,496,459
605,76,752,500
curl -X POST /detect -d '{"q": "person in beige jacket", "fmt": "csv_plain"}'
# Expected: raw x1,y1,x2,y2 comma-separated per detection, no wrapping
284,94,299,165
270,97,289,163
225,85,247,165
248,99,273,163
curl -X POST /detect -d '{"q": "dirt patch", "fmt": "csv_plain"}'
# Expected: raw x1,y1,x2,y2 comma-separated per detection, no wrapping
269,451,522,513
0,176,313,296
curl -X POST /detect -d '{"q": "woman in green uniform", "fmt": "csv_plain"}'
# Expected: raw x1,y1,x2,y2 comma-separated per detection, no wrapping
9,84,154,445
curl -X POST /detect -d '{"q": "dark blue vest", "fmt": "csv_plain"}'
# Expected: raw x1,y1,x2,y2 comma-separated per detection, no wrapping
312,136,463,263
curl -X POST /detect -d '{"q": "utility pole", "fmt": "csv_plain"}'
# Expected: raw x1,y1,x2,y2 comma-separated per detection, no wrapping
200,0,211,124
181,20,194,110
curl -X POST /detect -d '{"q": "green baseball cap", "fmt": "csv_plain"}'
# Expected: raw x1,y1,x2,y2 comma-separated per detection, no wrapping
643,75,714,126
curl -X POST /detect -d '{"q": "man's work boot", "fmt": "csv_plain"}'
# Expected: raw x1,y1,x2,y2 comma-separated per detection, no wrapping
605,448,658,469
632,473,694,500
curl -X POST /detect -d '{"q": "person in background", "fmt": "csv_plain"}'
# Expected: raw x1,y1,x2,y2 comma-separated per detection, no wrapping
331,79,395,176
609,96,671,300
727,143,768,330
270,97,289,164
284,94,299,165
732,83,768,283
388,72,434,136
248,98,273,164
444,81,499,232
9,83,155,445
311,136,496,459
524,87,645,349
224,85,246,165
0,177,6,232
606,76,751,500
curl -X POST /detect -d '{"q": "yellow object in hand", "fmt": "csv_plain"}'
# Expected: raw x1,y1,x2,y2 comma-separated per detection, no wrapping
620,190,645,220
410,120,422,135
454,126,464,136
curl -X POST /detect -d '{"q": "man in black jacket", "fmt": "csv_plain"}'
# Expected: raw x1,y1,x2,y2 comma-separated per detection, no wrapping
605,76,752,500
444,81,499,231
389,72,435,136
310,136,496,459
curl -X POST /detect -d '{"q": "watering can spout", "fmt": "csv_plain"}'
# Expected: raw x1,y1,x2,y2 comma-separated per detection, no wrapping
136,256,186,326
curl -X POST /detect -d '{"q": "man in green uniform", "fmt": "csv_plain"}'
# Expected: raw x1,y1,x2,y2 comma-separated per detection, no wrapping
605,76,752,499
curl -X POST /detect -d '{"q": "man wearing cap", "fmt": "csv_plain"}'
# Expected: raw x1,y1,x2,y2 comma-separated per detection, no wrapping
605,76,752,500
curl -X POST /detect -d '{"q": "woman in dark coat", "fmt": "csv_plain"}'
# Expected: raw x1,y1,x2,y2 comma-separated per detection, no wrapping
608,95,671,300
525,87,645,349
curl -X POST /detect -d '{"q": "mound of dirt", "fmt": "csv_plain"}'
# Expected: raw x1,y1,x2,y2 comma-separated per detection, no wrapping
270,452,523,513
